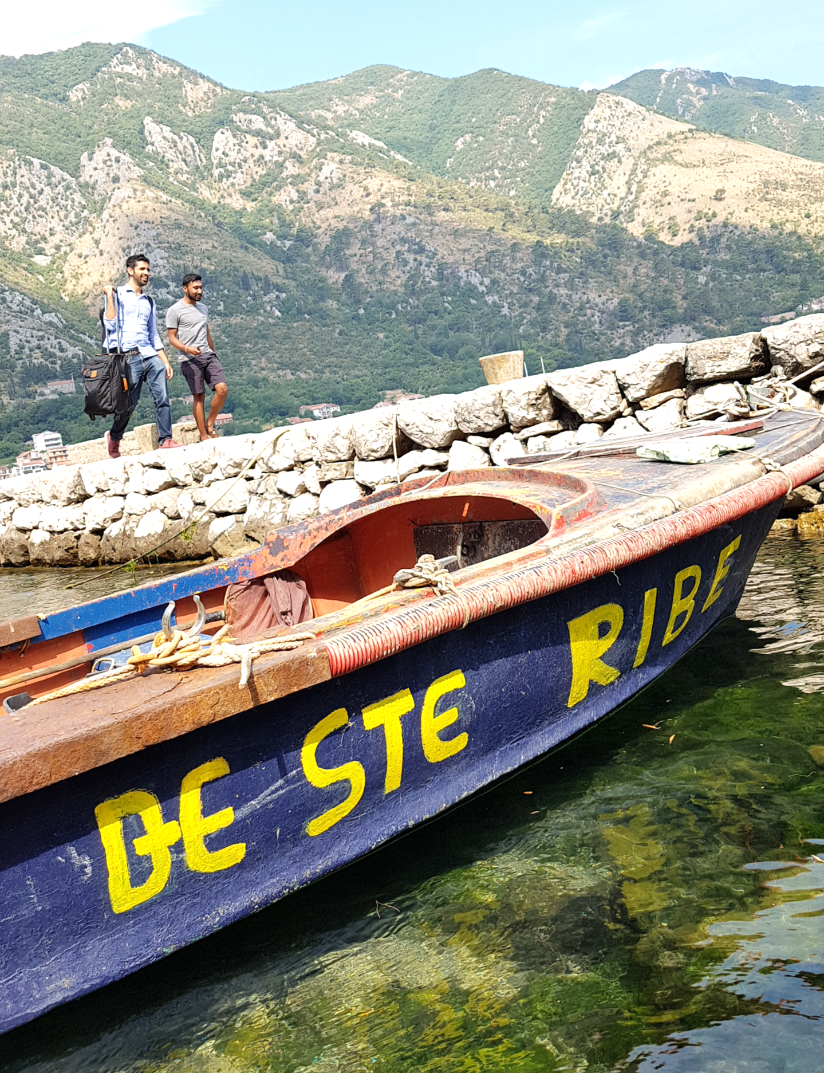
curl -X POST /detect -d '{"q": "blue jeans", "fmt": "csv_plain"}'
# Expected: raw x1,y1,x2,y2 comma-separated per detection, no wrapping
109,353,172,443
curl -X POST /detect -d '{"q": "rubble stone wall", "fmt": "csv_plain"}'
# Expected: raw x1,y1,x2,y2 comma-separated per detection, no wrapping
2,314,824,569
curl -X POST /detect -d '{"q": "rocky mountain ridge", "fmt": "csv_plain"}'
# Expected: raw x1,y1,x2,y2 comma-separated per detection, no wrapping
0,45,823,461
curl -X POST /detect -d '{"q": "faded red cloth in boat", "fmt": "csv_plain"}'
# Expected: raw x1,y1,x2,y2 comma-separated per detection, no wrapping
224,571,313,642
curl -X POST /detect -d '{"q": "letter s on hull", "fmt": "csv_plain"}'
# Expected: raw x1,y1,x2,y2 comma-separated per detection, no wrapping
302,709,366,837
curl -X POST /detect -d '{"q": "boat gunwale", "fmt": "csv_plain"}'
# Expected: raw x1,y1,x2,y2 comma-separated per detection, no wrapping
1,439,823,806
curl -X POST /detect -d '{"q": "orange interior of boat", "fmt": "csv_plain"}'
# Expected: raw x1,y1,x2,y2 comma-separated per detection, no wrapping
0,494,548,705
292,493,546,615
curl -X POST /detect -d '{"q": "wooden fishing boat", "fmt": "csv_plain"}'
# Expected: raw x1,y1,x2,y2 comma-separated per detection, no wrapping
2,410,823,1034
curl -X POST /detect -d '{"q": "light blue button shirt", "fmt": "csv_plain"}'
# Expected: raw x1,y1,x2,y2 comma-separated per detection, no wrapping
103,286,163,357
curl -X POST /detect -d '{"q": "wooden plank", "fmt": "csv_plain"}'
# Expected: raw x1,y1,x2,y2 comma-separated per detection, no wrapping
0,642,331,803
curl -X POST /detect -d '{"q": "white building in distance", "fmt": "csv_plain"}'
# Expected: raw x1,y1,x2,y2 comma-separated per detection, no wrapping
32,431,63,453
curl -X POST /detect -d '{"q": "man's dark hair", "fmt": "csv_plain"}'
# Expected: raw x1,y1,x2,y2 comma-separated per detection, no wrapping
182,273,202,287
126,254,150,270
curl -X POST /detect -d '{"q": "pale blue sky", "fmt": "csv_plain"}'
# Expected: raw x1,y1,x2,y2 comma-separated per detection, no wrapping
143,0,824,91
4,1,824,92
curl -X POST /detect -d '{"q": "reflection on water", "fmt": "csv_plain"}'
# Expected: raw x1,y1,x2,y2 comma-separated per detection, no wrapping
4,532,824,1073
0,563,194,621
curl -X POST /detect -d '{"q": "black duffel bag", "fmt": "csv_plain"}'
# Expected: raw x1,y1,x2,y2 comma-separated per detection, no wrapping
81,291,134,422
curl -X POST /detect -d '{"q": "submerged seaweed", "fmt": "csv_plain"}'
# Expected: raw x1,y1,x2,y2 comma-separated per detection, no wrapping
4,530,824,1073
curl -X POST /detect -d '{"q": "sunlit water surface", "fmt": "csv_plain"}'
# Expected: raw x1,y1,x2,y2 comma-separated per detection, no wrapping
4,532,824,1073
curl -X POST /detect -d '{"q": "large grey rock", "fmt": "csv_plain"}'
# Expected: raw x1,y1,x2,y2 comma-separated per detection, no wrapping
100,517,137,563
260,448,297,474
308,416,356,462
29,529,78,566
208,515,255,558
603,415,645,439
78,461,112,497
11,505,42,531
169,512,214,560
500,375,558,429
39,504,85,532
398,395,460,449
278,424,314,463
638,388,685,410
762,313,824,377
447,440,491,470
354,458,399,489
203,477,251,515
396,449,449,480
133,509,170,554
146,488,182,519
0,526,29,565
455,385,506,434
545,430,577,451
685,332,767,383
350,408,406,460
490,432,522,466
514,420,564,442
13,478,40,508
162,454,194,487
318,461,355,481
123,492,150,517
176,490,196,521
77,531,101,566
635,397,685,433
287,492,320,522
611,344,686,403
48,467,86,506
301,464,322,495
142,467,175,495
123,461,149,495
524,434,556,454
105,460,129,496
685,382,743,420
784,484,822,514
243,495,288,542
548,367,623,423
575,423,604,444
318,479,364,515
213,436,256,477
276,469,307,498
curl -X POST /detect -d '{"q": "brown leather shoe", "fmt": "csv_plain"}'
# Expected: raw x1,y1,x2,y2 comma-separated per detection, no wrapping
159,438,183,449
106,432,121,459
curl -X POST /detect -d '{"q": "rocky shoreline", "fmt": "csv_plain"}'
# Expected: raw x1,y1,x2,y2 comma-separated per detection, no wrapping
2,313,824,570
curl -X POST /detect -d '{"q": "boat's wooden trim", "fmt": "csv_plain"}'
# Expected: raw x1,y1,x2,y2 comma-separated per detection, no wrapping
0,641,331,804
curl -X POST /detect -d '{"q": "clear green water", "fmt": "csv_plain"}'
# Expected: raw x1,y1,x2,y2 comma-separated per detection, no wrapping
4,531,824,1073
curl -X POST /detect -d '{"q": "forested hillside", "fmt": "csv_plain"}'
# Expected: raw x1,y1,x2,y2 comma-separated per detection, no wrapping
609,67,824,162
0,45,823,462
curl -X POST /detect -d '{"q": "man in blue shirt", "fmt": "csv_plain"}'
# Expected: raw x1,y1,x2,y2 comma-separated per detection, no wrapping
102,253,182,457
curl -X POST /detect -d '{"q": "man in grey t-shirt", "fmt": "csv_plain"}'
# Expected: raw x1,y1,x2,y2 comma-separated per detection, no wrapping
166,273,228,440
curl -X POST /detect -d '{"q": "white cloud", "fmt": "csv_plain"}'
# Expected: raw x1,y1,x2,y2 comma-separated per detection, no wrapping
0,0,220,57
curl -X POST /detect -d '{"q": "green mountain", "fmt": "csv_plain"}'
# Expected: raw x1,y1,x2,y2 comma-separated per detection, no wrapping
0,45,824,463
269,65,597,205
609,67,824,162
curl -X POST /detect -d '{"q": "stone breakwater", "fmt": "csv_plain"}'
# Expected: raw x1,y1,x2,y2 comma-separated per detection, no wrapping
2,314,824,569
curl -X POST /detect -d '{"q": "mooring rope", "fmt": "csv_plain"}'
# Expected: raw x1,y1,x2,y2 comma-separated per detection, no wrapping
26,625,317,705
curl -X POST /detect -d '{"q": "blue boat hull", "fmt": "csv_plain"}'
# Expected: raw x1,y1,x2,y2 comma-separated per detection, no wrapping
0,501,778,1033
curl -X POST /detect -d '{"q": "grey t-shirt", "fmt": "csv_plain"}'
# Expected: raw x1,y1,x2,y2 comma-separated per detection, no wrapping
166,299,211,360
